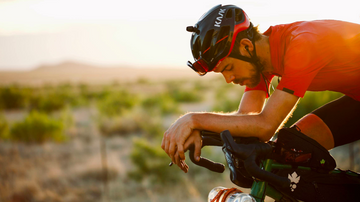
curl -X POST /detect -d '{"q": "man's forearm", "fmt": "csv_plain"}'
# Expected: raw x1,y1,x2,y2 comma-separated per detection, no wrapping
189,112,275,141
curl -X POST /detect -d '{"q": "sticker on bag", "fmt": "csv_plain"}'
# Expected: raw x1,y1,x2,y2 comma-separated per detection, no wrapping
288,171,300,192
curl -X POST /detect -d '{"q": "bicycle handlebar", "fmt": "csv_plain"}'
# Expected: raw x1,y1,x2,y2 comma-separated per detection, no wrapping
188,131,225,173
220,130,290,188
188,130,290,189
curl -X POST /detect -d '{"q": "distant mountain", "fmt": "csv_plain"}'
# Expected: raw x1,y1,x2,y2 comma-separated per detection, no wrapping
33,61,100,72
0,61,217,85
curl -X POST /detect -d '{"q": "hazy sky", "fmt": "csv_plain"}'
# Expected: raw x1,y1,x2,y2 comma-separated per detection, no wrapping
0,0,359,70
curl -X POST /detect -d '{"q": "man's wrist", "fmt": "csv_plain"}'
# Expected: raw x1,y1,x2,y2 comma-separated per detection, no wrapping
187,112,203,131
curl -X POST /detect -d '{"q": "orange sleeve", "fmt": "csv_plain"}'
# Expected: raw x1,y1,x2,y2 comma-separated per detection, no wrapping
276,33,329,97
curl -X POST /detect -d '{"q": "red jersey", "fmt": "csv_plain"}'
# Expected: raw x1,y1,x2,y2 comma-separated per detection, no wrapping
245,20,360,101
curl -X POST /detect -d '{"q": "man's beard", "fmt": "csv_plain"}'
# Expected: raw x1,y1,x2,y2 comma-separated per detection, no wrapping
234,63,262,88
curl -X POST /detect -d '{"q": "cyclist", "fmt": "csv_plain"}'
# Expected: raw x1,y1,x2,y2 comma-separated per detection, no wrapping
161,4,360,173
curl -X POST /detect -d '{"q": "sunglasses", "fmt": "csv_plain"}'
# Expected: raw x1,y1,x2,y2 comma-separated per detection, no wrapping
187,58,210,76
187,56,225,76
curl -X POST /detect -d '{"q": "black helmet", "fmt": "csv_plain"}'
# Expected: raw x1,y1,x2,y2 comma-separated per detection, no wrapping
187,4,253,76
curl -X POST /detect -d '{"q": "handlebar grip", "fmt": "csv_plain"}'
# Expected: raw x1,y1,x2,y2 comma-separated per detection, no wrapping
188,133,225,173
189,148,225,173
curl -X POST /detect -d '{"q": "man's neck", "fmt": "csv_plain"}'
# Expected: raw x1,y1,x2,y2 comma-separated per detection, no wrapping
255,35,273,73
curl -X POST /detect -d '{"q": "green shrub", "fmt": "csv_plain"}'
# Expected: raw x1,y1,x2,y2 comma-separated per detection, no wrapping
128,138,182,184
29,93,67,113
0,86,29,110
97,109,165,138
170,89,203,103
193,80,211,91
56,84,84,107
98,115,142,136
139,115,164,138
78,83,103,103
212,85,243,113
136,77,151,85
128,137,226,186
97,90,138,117
141,93,181,115
0,115,9,140
10,111,65,143
212,99,240,113
165,81,204,103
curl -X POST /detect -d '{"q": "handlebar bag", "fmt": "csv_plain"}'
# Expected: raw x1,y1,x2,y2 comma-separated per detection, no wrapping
273,168,360,202
274,126,336,172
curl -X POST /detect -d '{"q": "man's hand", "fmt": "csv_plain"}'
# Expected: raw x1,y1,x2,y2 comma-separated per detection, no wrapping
172,130,202,173
161,113,201,172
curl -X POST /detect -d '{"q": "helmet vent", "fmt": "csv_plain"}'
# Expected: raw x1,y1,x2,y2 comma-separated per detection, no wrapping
225,9,233,18
202,30,214,57
235,9,243,22
192,36,201,59
213,26,230,56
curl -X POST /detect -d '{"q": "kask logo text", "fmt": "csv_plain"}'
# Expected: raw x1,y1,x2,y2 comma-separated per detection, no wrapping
214,9,226,27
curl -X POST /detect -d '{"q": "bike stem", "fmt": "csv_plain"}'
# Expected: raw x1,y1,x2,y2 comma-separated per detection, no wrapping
250,159,283,202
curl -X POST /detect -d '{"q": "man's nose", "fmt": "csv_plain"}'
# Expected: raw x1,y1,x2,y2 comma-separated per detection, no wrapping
223,73,235,83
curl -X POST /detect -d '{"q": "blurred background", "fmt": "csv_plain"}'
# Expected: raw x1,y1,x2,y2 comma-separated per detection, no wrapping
0,0,359,202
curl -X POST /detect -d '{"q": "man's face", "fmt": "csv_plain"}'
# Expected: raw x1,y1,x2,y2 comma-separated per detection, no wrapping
214,57,261,88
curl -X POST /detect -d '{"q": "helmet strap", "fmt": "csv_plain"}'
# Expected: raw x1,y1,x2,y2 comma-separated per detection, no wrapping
229,43,273,97
228,42,263,71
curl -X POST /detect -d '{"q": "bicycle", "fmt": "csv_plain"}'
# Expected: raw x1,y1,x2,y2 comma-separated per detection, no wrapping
180,129,360,202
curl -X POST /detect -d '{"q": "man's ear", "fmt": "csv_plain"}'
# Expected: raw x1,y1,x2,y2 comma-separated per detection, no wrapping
239,38,254,57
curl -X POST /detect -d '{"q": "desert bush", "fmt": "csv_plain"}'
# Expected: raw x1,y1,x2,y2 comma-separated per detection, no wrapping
128,138,183,184
29,93,67,113
10,110,66,143
98,115,142,136
78,83,107,103
128,137,227,188
0,85,29,110
0,83,90,112
136,77,151,85
97,90,138,117
98,109,165,138
0,115,9,140
56,84,85,107
212,95,240,113
212,85,242,113
169,88,203,103
141,93,181,115
165,81,204,103
138,115,164,138
193,80,211,91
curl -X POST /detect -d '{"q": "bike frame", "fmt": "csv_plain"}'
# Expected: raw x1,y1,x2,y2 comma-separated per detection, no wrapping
250,158,336,202
249,159,298,202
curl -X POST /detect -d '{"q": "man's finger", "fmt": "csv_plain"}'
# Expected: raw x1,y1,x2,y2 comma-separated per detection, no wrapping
181,160,189,173
177,144,186,161
161,134,166,150
163,137,170,157
194,137,202,162
169,142,177,164
174,150,181,167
